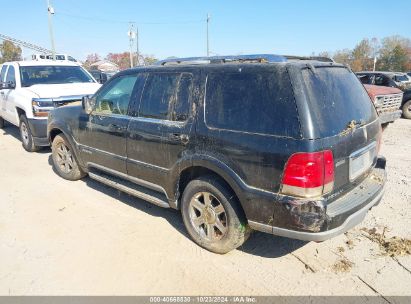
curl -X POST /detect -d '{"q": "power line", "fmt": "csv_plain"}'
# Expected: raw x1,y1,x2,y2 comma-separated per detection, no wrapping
0,33,52,54
56,11,205,25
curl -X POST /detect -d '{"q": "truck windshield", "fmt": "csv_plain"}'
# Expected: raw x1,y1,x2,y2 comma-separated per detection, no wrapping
302,66,377,137
395,75,409,82
20,66,95,87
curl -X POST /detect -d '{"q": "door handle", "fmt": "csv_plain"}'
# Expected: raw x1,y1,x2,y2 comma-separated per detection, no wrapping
169,133,189,145
108,123,125,131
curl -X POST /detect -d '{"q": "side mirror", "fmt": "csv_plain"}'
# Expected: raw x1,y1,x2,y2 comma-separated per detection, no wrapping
82,96,95,114
1,81,15,89
8,81,16,89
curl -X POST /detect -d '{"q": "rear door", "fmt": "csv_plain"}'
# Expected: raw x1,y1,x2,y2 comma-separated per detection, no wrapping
126,72,196,186
299,66,380,197
78,74,140,173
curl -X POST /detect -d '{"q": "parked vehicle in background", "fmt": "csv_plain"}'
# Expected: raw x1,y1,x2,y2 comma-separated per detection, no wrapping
357,71,411,119
0,60,101,152
32,54,78,63
363,84,403,128
48,54,386,253
89,70,116,84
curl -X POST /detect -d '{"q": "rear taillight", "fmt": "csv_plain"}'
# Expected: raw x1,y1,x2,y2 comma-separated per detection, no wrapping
281,150,334,198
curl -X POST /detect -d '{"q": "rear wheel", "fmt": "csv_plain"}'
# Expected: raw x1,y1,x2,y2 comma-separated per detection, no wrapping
19,115,40,152
402,100,411,119
181,176,250,254
51,134,85,181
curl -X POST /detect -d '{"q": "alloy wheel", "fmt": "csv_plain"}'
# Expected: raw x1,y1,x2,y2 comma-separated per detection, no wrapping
188,191,228,241
56,143,74,174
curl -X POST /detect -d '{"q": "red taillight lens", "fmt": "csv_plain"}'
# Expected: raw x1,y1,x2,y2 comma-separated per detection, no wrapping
281,150,334,198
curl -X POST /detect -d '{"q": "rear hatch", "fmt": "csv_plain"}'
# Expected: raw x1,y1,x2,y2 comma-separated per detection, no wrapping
298,64,381,200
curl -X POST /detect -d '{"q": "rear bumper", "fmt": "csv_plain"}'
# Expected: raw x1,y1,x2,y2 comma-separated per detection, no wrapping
249,157,387,242
378,110,402,124
27,118,49,147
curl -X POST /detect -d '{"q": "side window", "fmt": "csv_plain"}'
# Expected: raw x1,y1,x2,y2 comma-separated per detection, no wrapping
358,74,372,84
5,66,16,84
374,75,390,86
139,73,179,120
0,65,7,82
94,75,138,115
172,74,192,121
205,70,299,137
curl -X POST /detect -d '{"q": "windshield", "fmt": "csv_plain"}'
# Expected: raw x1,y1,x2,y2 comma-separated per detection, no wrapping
20,65,95,87
302,66,377,137
395,75,409,82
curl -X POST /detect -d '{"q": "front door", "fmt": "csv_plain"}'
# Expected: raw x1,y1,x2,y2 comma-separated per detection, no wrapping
78,74,140,173
126,72,196,186
0,65,18,124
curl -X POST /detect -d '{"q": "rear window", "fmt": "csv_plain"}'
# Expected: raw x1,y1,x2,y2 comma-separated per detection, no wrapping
302,67,377,137
205,69,300,138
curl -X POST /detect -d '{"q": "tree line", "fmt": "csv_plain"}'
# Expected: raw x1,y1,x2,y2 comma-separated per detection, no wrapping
1,35,411,72
83,52,158,70
316,35,411,72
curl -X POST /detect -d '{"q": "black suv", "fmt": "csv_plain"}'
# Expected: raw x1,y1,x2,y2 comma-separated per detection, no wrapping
48,55,386,253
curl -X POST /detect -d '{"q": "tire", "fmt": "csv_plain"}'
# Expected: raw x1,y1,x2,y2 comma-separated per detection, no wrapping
0,116,4,129
181,176,251,254
19,115,40,152
402,100,411,119
51,133,86,181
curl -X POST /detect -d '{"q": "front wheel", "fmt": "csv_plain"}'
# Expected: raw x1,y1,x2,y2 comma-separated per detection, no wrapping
19,115,40,152
402,100,411,119
181,176,250,254
51,134,86,181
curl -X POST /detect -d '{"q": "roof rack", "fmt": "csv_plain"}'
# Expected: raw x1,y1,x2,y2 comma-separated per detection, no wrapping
285,55,334,63
156,54,288,66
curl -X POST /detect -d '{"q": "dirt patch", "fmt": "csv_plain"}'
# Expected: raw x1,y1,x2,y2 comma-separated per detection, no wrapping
345,239,355,249
361,227,411,257
332,258,354,273
339,120,357,136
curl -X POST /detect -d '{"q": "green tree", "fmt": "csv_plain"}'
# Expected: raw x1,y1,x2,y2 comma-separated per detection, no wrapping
351,38,373,71
0,41,22,63
333,49,352,66
377,36,411,72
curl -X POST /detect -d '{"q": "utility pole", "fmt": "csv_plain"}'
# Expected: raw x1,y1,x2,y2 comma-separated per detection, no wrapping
206,13,210,57
128,22,136,68
46,0,56,60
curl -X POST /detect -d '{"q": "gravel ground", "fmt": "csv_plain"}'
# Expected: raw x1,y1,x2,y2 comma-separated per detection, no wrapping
0,118,410,297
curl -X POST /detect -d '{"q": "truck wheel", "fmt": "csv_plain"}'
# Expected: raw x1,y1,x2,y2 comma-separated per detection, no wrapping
0,116,4,129
51,134,86,181
19,115,40,152
181,176,250,254
402,100,411,119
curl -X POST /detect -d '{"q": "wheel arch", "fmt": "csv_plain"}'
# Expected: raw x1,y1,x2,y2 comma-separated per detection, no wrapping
173,158,249,217
48,125,85,168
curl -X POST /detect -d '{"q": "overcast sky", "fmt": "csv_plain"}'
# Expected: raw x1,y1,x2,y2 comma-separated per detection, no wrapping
1,0,411,61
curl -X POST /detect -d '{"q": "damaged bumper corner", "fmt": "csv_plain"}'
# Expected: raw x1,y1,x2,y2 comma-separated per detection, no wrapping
249,157,387,242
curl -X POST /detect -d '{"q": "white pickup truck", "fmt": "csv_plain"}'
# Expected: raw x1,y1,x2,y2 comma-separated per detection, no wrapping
0,60,101,152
